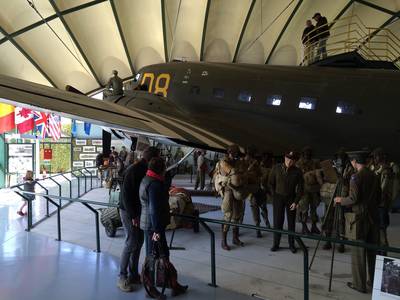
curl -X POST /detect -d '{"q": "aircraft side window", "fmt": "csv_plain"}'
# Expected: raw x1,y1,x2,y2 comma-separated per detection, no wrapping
336,101,355,115
213,88,224,99
299,97,317,110
266,95,282,106
238,91,252,102
190,86,200,95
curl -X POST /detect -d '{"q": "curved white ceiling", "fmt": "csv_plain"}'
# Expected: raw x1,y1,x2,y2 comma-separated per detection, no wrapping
0,0,398,94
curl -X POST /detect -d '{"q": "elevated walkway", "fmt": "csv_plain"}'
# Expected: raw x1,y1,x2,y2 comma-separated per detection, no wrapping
302,15,400,70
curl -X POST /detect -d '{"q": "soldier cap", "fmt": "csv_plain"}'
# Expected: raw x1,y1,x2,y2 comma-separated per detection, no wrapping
347,151,369,164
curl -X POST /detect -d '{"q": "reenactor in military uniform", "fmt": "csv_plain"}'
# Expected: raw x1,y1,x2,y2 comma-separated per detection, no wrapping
214,144,249,251
334,151,381,293
250,152,272,238
104,70,124,98
269,151,304,253
371,148,393,253
296,146,321,235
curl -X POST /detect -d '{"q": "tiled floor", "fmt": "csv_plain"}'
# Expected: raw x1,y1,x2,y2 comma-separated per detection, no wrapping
2,175,400,300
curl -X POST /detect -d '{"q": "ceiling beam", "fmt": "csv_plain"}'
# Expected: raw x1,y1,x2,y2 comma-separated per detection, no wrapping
161,0,169,62
265,0,303,64
0,25,57,88
109,0,135,75
0,0,108,46
232,0,256,63
49,0,103,87
331,0,355,26
354,0,396,16
200,0,211,61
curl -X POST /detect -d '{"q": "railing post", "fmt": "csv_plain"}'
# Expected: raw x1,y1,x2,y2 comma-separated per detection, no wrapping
15,188,33,231
70,171,80,197
45,196,61,241
82,202,101,253
49,177,62,206
35,181,50,217
77,170,87,193
295,236,309,300
84,168,93,190
61,174,72,198
199,220,217,287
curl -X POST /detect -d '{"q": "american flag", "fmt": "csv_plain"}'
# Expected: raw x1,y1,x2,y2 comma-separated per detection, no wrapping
47,113,61,141
33,111,48,139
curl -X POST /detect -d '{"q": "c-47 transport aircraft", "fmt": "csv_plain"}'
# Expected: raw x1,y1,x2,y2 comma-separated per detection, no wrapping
0,61,399,159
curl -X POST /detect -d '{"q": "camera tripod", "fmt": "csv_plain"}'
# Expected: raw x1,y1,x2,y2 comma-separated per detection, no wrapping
309,179,345,292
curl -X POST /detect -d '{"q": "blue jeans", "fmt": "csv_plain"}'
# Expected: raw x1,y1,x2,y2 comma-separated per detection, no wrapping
316,38,328,60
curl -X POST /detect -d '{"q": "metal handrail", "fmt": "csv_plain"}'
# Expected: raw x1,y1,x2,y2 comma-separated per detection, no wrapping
16,190,400,300
301,14,400,67
13,167,100,230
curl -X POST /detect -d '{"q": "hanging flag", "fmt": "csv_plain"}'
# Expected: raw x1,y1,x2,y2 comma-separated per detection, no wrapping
15,107,34,134
33,111,48,139
71,119,77,137
0,103,15,134
47,113,61,141
84,122,91,135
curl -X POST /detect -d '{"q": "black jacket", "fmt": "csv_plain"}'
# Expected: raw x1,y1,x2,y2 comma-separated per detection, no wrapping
316,16,330,39
119,159,147,219
139,176,170,233
302,25,315,44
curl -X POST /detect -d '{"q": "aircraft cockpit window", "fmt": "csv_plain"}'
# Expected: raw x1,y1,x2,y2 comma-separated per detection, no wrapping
238,91,252,102
213,88,224,99
299,97,316,110
336,101,355,115
190,86,200,95
266,95,282,106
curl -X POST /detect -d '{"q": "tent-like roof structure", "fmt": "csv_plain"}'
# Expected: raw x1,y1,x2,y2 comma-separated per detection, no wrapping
0,0,399,94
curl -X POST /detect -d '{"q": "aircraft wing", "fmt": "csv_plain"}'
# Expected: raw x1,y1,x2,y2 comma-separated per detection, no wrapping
0,75,229,150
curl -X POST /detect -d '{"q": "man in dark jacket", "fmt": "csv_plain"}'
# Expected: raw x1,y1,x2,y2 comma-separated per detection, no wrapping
269,151,304,253
117,146,159,292
302,20,316,64
313,12,330,60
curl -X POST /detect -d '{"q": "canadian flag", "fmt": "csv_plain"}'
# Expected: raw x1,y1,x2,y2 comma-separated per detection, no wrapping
15,107,34,133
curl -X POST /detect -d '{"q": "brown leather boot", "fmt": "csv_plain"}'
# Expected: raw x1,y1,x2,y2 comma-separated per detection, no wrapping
232,227,244,246
221,227,231,251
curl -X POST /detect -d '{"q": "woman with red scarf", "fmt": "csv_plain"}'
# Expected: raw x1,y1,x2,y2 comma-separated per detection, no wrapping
139,157,188,296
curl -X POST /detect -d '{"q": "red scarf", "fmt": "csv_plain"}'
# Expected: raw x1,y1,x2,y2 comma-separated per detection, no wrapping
146,170,164,182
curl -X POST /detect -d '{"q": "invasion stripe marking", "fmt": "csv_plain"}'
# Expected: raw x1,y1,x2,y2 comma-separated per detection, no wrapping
143,111,225,149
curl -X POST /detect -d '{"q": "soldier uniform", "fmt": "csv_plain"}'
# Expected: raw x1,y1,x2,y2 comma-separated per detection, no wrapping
371,148,393,254
269,151,304,253
335,151,381,293
214,145,248,250
296,147,321,234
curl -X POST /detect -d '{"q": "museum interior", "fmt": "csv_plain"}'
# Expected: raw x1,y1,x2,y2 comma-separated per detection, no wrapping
0,1,400,300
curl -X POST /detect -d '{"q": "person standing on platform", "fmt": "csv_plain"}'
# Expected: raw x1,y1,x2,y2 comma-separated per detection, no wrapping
313,12,330,60
117,146,160,292
302,20,316,64
269,151,304,253
334,151,381,294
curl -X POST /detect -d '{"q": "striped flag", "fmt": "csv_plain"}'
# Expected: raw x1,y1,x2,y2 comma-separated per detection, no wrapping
0,103,15,134
47,113,61,141
33,111,48,139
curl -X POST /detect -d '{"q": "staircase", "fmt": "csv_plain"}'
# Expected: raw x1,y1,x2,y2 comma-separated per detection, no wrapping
301,15,400,70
